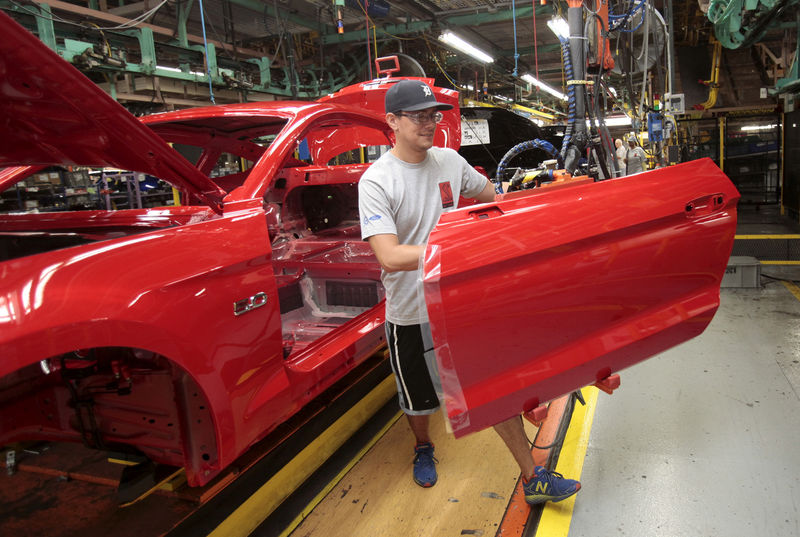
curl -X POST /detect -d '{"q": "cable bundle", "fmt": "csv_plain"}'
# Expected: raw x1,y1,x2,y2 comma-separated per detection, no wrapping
559,37,578,160
494,139,560,193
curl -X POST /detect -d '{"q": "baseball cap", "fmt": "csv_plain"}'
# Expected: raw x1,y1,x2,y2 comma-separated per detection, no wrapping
385,79,454,114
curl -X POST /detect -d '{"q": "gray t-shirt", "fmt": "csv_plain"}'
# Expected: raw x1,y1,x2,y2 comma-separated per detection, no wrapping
359,147,488,325
626,146,647,174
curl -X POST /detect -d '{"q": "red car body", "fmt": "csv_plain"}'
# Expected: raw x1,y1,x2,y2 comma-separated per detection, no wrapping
0,12,738,486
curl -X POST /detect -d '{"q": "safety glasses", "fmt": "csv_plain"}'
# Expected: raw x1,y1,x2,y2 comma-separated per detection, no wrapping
395,110,444,125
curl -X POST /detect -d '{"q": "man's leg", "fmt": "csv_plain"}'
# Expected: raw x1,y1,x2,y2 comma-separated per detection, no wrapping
407,413,431,444
493,415,535,479
406,412,437,487
386,321,440,487
494,415,581,505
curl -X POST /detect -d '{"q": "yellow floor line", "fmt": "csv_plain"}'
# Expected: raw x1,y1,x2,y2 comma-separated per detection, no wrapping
762,261,800,265
278,409,403,537
783,281,800,302
535,387,600,537
208,375,397,537
734,234,800,240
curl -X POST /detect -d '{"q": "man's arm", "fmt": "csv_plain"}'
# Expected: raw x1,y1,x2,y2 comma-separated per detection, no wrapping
474,179,496,203
367,234,425,273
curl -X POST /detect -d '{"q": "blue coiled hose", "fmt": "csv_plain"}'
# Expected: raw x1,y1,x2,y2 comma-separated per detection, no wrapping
559,37,577,160
493,139,560,194
609,0,647,32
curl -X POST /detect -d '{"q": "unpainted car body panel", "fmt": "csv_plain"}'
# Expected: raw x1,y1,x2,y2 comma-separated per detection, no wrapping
423,158,739,436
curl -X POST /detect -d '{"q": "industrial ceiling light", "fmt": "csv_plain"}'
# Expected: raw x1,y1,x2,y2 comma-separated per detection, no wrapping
740,124,777,131
521,73,567,102
438,31,494,63
157,65,206,77
547,17,569,39
602,115,633,127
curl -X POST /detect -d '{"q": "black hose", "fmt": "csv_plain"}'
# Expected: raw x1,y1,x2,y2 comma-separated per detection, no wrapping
559,37,577,159
493,139,560,193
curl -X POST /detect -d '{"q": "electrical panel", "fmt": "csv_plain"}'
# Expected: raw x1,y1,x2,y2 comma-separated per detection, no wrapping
664,93,685,114
647,112,664,142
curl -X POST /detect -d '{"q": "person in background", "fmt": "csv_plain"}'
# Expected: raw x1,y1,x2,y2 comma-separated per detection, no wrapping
358,79,581,505
624,136,648,175
614,138,626,176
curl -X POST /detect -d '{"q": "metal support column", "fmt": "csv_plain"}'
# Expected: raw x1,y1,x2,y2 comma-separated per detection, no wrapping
719,116,726,172
134,173,143,209
101,173,111,211
176,0,195,48
125,27,158,74
35,4,56,50
248,58,272,88
205,42,218,81
665,0,677,96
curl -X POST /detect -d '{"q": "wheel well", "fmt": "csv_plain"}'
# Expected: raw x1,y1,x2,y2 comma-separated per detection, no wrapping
0,346,219,486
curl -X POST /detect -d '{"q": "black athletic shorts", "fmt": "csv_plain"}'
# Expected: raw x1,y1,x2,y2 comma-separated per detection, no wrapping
385,321,440,415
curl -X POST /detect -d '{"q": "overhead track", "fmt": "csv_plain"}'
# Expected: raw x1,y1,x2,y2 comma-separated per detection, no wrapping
321,4,551,45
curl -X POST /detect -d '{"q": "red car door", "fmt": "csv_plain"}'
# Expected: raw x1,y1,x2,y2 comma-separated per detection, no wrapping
423,159,739,437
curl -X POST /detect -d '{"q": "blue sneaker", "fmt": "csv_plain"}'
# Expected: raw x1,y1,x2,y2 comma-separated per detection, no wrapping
412,442,438,487
523,466,580,504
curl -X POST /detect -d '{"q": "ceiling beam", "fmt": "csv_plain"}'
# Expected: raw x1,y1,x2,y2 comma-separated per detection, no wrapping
443,5,538,27
105,0,157,17
30,0,267,57
226,0,326,34
498,43,562,56
107,1,150,18
321,19,432,44
321,4,549,45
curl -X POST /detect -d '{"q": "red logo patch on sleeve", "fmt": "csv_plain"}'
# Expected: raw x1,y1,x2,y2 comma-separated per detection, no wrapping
438,181,454,208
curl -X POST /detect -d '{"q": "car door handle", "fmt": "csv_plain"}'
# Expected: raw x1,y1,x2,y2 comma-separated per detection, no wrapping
685,193,725,218
468,206,504,220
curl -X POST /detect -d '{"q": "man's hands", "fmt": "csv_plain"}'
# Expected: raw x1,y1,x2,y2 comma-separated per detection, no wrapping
367,234,425,273
367,180,494,273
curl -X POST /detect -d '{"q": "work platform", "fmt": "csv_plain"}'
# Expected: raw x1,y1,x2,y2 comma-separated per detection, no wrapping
0,349,588,537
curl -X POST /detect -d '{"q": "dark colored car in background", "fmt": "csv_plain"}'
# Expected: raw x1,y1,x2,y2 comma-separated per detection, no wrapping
457,107,558,178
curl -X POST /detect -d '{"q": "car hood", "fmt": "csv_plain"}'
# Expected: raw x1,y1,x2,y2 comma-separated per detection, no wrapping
0,12,226,212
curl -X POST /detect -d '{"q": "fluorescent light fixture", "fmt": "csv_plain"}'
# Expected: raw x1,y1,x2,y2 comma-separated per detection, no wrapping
157,65,206,77
438,31,494,63
741,124,777,131
494,94,511,102
547,17,569,39
603,115,632,127
521,73,567,101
